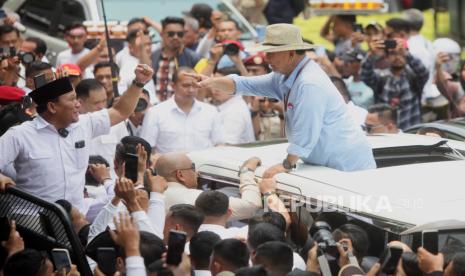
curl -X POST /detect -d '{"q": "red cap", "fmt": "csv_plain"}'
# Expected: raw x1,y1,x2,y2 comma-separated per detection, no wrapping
0,86,25,105
243,52,268,67
222,40,244,51
57,63,82,76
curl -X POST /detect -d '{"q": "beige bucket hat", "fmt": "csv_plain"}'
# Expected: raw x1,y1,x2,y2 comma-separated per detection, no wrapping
247,23,314,53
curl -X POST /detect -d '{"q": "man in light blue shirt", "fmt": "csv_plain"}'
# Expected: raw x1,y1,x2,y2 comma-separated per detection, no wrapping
190,24,376,175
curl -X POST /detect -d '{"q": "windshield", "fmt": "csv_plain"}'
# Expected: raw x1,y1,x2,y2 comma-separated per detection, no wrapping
99,0,255,41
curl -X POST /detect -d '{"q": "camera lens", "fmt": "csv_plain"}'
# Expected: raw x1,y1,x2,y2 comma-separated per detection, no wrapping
19,52,35,65
224,43,239,56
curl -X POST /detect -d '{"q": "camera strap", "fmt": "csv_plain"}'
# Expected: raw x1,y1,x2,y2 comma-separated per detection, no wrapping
284,58,311,112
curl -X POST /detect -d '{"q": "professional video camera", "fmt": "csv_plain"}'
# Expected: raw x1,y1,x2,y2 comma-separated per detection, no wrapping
311,221,339,258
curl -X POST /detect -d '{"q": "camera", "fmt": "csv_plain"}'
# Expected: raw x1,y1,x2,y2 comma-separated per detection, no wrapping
223,42,240,56
0,47,35,65
311,221,339,258
18,51,35,65
384,39,397,50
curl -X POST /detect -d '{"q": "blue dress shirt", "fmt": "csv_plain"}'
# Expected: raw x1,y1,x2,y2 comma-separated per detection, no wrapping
232,56,376,171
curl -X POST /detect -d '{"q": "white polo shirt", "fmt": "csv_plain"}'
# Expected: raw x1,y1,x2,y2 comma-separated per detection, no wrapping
0,109,111,213
216,95,255,144
140,97,225,154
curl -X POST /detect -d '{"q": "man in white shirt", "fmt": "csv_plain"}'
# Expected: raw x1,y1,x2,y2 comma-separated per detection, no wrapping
126,89,151,137
55,22,92,78
0,64,154,213
156,153,262,220
118,30,158,104
76,79,129,177
141,67,225,154
212,68,255,144
195,191,245,240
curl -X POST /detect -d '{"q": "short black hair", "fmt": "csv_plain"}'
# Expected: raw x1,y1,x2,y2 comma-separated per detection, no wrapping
221,18,240,30
115,136,152,167
128,17,148,28
3,249,48,276
247,222,285,251
169,205,204,236
126,29,140,43
75,78,105,99
64,21,86,34
386,18,411,34
336,15,356,25
332,224,370,262
116,231,165,267
93,61,119,75
195,190,229,217
248,212,286,233
368,103,397,125
0,25,19,39
25,61,52,78
173,67,195,84
213,239,250,271
36,98,59,114
416,127,446,138
254,241,293,275
25,37,47,56
189,231,221,269
162,17,185,29
236,265,270,276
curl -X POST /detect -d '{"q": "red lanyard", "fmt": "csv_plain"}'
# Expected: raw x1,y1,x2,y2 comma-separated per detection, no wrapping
284,59,311,112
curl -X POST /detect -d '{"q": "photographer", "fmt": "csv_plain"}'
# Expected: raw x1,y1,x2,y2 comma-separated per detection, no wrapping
360,36,429,130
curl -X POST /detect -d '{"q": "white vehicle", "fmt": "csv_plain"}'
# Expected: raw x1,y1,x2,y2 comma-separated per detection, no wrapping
189,133,465,246
4,0,258,65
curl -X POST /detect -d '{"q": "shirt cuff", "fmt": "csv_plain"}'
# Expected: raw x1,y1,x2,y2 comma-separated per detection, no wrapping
287,143,312,158
150,192,165,201
125,256,144,267
230,74,243,95
131,211,146,221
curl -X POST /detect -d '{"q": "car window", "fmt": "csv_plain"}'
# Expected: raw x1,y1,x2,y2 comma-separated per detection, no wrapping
18,0,57,33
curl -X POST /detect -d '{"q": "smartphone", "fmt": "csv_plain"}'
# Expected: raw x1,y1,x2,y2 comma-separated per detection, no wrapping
0,9,6,19
124,153,139,183
51,248,72,273
379,246,403,274
353,23,363,33
166,230,187,265
0,217,10,241
384,39,397,50
34,73,47,89
422,230,439,254
97,247,116,276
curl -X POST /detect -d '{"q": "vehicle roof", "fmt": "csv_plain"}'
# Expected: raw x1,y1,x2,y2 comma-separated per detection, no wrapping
189,134,465,227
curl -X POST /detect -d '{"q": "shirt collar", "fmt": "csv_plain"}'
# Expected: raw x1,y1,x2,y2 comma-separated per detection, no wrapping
34,114,80,131
169,97,202,114
217,95,236,112
282,56,310,90
167,181,189,189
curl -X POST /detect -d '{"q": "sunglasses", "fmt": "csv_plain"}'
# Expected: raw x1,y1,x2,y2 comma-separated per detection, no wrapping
259,97,279,103
166,31,185,38
361,124,383,133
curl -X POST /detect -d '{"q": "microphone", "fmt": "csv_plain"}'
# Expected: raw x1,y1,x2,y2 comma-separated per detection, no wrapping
58,128,69,138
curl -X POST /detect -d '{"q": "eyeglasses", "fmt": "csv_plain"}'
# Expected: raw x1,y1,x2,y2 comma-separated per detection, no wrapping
259,97,279,103
166,31,185,38
362,124,384,133
171,163,196,174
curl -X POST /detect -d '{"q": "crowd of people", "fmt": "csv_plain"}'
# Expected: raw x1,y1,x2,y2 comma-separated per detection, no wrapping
0,1,465,276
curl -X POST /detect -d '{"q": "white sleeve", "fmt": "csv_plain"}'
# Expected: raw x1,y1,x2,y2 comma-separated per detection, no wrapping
0,128,21,173
79,109,111,139
140,107,159,149
196,36,215,58
147,192,165,239
131,211,157,236
88,201,119,243
125,256,147,276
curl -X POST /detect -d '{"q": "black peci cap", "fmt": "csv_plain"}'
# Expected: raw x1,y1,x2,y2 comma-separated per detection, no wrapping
29,77,74,105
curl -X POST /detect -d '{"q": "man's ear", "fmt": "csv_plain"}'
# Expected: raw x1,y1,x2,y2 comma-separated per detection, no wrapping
250,250,258,265
116,256,125,272
47,101,58,114
226,209,232,219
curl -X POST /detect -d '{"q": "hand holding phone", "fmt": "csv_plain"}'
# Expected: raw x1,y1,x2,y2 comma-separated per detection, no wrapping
379,246,403,274
422,230,439,255
51,248,72,273
166,230,187,265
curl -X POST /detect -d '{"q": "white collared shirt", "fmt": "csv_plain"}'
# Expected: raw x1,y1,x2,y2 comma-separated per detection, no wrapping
141,97,225,154
0,109,111,213
198,224,246,240
216,96,255,144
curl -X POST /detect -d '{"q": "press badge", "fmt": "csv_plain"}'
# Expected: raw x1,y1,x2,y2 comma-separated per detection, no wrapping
75,140,85,149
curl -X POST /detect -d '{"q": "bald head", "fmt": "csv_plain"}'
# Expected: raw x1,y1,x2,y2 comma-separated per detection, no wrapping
156,153,193,177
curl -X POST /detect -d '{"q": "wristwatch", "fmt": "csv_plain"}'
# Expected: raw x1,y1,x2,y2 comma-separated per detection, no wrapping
238,166,254,177
132,79,146,88
262,191,276,201
282,159,296,171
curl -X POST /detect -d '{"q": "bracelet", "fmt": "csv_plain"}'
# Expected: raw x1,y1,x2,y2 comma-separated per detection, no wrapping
262,191,276,198
132,79,146,88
